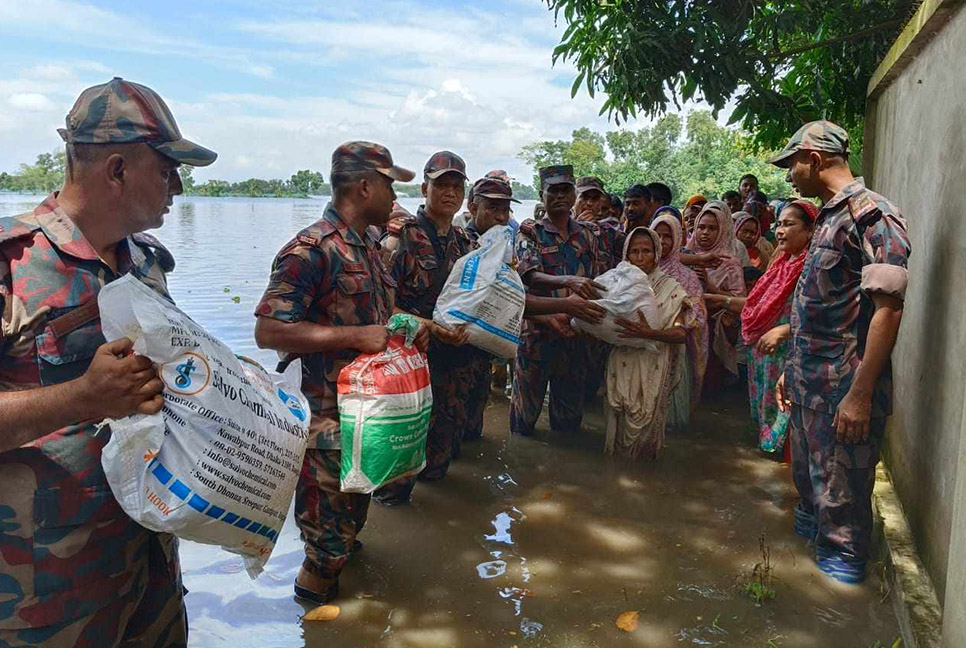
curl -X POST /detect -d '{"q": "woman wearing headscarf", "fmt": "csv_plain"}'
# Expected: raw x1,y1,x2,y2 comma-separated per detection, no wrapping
651,211,708,427
734,212,771,272
683,194,707,236
744,199,778,250
707,201,818,457
688,201,746,392
605,227,695,459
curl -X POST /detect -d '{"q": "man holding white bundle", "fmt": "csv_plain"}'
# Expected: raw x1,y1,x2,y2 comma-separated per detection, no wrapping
0,77,217,648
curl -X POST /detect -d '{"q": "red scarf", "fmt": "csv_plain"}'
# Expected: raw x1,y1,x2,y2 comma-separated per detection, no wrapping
740,250,807,344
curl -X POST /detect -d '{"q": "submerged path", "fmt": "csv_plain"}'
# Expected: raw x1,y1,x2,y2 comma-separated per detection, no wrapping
181,387,900,647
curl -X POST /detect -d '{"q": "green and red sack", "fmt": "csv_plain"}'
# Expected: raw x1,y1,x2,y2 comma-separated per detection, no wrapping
337,314,432,493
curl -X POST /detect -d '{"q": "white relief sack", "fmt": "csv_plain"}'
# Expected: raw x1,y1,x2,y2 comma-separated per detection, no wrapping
433,225,526,359
98,275,310,577
570,261,662,349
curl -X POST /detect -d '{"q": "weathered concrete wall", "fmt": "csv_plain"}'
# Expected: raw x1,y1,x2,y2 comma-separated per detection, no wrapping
865,2,966,607
944,408,966,646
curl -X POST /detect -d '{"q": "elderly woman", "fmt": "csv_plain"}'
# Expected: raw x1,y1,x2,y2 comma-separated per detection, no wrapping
707,201,818,457
651,211,708,428
605,228,694,459
688,201,746,392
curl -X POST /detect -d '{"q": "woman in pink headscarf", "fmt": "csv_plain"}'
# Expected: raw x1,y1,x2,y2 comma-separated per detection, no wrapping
687,201,746,392
651,209,708,427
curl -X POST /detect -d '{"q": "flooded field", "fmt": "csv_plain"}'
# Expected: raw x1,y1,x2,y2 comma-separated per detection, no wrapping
0,194,901,647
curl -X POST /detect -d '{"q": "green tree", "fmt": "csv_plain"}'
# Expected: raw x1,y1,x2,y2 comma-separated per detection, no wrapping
546,0,915,151
288,169,326,196
179,166,196,193
517,110,791,203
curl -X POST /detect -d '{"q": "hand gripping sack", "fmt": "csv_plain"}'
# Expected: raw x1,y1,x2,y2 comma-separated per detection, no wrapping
338,314,432,493
571,261,663,349
98,275,310,577
433,225,526,359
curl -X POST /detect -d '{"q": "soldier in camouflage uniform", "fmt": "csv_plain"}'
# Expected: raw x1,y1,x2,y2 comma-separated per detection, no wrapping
373,152,490,505
0,77,217,647
511,165,604,437
254,141,422,604
573,176,623,402
771,121,911,584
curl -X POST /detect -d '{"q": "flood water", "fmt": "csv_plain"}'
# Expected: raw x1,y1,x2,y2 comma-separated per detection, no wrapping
0,194,900,647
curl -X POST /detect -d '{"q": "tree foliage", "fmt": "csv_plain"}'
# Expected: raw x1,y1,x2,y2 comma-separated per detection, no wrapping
547,0,915,150
519,110,791,203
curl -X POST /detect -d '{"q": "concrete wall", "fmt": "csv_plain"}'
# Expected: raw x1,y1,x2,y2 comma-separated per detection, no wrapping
865,1,966,609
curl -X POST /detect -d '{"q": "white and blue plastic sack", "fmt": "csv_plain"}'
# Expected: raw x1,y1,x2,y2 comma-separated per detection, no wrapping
433,225,526,358
98,275,310,577
570,261,662,349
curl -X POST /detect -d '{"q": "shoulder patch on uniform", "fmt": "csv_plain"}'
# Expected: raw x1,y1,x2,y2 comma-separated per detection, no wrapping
0,216,41,245
518,219,537,236
848,191,880,224
387,215,417,237
297,233,321,247
131,232,176,272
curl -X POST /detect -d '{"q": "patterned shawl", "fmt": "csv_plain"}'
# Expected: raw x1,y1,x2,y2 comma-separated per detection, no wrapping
652,213,709,407
686,200,745,297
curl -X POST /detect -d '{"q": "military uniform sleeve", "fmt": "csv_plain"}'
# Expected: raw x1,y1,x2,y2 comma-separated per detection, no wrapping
0,255,9,351
255,246,326,323
514,222,541,277
860,212,911,301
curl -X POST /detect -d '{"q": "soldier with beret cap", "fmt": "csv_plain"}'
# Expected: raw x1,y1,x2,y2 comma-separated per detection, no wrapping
0,77,216,647
373,151,491,504
255,140,427,604
510,165,606,437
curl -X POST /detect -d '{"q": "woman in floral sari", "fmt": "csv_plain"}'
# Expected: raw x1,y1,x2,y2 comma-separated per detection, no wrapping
651,211,708,428
605,228,694,459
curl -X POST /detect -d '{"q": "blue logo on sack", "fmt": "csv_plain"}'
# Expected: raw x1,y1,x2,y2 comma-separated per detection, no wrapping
277,388,306,421
175,358,196,388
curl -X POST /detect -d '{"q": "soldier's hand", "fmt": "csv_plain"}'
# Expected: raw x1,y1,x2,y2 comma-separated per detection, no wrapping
542,313,574,338
78,338,164,420
565,294,605,324
575,209,596,223
355,325,391,354
413,322,431,353
833,389,872,444
433,323,470,346
775,373,789,413
567,277,606,300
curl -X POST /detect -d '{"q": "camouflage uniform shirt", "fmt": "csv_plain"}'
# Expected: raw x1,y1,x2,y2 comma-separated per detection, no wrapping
255,203,395,450
595,216,626,273
786,180,911,416
0,194,179,631
515,214,600,299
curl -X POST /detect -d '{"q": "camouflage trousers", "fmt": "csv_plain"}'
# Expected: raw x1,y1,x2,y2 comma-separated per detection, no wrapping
374,348,492,502
583,339,609,402
510,334,588,436
788,405,882,560
294,448,370,589
0,530,186,648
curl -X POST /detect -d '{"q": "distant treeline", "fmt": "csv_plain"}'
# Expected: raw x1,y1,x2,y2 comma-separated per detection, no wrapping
0,153,540,201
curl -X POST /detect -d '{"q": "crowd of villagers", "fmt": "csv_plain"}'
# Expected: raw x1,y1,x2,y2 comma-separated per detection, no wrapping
551,174,817,462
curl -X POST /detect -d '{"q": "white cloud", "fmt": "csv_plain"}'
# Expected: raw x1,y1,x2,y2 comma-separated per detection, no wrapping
8,92,56,111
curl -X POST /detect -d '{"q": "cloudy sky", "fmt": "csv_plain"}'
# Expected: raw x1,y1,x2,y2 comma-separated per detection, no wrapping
0,0,696,183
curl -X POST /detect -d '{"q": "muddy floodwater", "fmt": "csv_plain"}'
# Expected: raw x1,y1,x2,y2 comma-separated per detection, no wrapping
180,389,899,648
0,194,903,647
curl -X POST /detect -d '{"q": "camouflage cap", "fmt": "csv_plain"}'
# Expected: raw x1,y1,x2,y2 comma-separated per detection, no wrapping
423,151,467,180
539,164,575,188
58,77,217,167
472,177,521,203
484,169,512,183
575,175,606,196
769,120,850,168
331,141,415,182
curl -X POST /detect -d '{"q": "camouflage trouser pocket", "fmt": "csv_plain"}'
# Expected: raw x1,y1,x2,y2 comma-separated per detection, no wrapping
32,486,138,598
